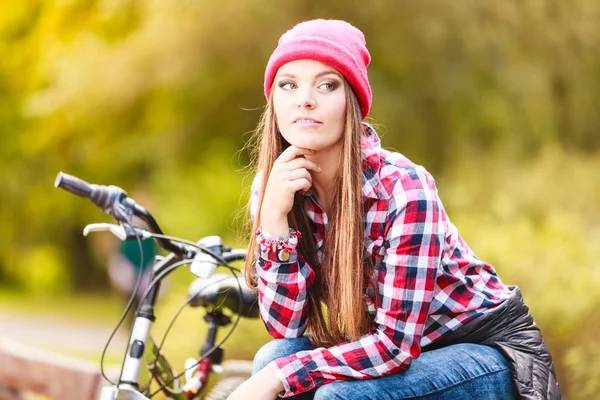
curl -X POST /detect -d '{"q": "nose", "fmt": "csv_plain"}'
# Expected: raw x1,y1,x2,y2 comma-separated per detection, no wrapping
296,88,316,109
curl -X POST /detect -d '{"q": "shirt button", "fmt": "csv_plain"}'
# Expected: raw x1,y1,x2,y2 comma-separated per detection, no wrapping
278,250,290,262
290,385,297,392
302,381,311,387
392,349,400,356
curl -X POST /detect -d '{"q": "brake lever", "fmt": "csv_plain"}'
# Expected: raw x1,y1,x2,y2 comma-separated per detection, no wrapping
83,223,150,241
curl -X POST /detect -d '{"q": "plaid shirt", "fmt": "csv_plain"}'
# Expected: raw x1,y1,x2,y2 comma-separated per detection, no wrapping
251,125,511,397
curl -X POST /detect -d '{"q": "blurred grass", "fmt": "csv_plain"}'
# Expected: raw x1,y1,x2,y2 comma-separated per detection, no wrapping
0,289,123,322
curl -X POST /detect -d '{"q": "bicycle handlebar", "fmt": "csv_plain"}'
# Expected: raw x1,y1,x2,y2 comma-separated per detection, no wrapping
54,172,94,198
54,172,187,255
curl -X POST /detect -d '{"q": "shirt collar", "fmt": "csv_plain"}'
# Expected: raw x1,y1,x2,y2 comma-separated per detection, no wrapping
360,123,386,201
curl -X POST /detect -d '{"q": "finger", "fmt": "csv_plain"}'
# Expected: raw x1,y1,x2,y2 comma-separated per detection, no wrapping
276,145,315,163
284,178,312,193
286,168,313,183
283,157,321,173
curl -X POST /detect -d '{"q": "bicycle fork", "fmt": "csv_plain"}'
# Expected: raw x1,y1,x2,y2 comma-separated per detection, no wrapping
101,253,183,400
120,316,153,389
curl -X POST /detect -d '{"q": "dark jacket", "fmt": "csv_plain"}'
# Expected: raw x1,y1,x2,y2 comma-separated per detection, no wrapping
424,286,561,399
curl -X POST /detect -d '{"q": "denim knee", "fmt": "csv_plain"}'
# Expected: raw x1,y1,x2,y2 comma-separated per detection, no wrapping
313,382,346,400
252,337,315,375
253,339,287,374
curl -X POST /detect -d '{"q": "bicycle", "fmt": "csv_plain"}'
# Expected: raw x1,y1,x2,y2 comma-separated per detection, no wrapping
52,172,259,400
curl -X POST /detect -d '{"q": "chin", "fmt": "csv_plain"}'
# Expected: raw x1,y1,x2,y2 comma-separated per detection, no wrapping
283,133,329,150
286,139,322,151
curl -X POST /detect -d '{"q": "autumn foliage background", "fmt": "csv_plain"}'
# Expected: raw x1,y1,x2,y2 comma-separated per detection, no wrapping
1,1,599,398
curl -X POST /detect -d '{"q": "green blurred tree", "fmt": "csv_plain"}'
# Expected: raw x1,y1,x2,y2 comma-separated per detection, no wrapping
1,1,600,396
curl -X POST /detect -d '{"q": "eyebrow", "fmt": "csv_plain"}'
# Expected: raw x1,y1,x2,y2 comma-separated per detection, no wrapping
275,70,342,80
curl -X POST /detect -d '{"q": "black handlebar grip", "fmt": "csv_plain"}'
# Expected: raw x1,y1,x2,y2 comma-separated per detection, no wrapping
54,172,93,199
54,171,188,256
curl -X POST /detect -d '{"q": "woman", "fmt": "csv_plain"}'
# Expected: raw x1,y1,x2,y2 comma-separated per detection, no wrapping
228,19,561,400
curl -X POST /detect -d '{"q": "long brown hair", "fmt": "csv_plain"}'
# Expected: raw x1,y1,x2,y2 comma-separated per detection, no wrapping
244,82,371,347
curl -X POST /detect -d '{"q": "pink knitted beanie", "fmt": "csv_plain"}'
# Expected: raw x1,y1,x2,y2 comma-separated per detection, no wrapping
264,19,372,119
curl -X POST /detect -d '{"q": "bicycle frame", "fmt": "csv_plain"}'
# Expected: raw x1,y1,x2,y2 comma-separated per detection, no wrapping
145,332,217,400
99,253,250,400
100,251,183,400
99,335,189,400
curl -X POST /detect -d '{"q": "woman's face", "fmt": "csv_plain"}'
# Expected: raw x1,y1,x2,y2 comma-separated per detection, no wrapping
273,59,347,152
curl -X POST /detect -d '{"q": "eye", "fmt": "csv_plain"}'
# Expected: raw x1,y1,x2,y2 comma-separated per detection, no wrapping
318,81,339,91
278,81,297,90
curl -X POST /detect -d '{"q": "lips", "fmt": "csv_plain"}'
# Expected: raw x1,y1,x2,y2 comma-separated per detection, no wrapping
293,117,323,124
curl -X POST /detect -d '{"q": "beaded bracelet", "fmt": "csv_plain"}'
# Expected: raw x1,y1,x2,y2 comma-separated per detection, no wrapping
255,228,302,262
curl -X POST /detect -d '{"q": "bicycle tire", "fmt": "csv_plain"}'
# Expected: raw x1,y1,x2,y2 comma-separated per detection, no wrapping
203,376,248,400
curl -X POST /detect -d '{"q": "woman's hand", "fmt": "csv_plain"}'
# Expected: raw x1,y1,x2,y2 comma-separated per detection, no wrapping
260,145,321,237
226,366,284,400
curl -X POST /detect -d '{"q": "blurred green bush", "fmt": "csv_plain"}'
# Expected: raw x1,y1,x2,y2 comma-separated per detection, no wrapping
1,0,599,398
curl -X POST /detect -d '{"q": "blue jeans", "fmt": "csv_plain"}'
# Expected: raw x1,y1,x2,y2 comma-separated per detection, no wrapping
252,337,516,399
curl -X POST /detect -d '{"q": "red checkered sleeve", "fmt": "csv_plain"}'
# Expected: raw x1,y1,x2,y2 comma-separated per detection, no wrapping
267,174,445,397
256,232,316,338
250,174,315,338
